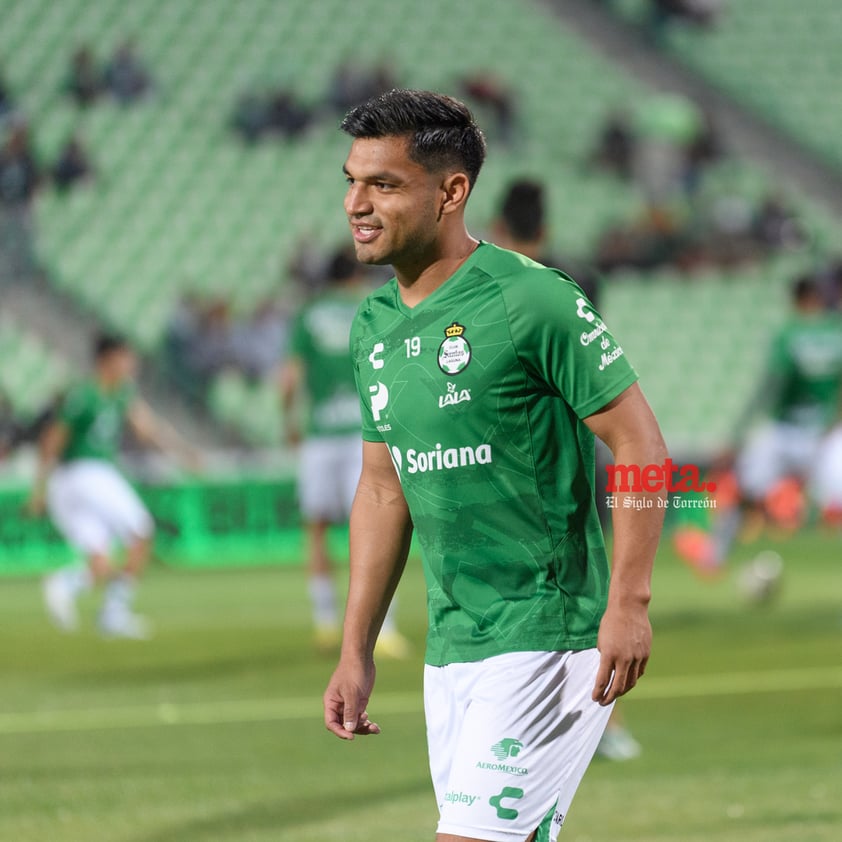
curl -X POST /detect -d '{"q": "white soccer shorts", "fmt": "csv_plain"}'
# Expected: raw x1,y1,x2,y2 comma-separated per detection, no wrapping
47,459,154,557
811,424,842,510
297,434,362,523
737,421,822,502
425,649,612,842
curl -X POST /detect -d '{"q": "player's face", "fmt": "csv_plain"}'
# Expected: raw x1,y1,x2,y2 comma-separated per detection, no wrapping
343,136,443,269
104,348,138,383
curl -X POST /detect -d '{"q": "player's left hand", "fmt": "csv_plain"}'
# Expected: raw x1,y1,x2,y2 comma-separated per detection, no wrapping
24,492,47,518
592,600,651,706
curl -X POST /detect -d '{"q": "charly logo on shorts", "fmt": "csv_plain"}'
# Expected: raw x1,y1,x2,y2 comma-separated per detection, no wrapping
476,738,528,776
489,786,524,821
438,322,471,375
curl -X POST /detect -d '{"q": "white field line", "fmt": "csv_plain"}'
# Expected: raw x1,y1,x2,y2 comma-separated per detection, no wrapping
0,666,840,736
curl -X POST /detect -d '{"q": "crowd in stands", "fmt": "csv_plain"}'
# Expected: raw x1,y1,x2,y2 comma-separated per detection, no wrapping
162,245,389,405
0,41,153,282
587,93,805,274
164,295,289,399
230,62,516,146
67,41,152,107
231,62,398,144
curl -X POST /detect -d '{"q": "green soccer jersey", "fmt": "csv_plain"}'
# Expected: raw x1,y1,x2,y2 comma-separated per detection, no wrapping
58,380,134,463
768,313,842,429
350,243,639,666
289,288,364,437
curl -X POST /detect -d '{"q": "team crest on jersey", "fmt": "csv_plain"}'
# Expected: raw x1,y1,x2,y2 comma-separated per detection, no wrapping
438,322,471,375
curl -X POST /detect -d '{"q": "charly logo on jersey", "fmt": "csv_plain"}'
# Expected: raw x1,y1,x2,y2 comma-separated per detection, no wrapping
368,342,385,370
438,381,471,409
438,322,471,375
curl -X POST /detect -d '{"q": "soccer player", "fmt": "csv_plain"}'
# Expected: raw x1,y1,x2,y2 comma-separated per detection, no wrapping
281,249,409,657
676,275,842,578
30,333,197,638
322,90,667,842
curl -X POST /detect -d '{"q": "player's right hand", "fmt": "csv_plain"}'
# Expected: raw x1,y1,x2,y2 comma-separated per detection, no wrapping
323,658,380,740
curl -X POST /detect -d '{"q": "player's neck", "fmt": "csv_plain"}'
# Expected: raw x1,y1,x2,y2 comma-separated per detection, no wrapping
394,232,479,309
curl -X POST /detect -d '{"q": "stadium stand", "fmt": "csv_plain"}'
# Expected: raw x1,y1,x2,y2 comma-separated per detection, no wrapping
0,0,838,452
0,315,68,419
611,0,842,173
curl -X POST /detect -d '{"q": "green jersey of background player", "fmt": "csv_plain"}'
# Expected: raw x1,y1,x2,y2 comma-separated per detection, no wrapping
281,250,410,657
284,258,365,441
322,90,667,842
57,378,135,463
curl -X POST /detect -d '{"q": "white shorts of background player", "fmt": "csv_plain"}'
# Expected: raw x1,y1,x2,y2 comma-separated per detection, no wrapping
47,459,154,557
297,434,363,523
811,424,842,511
737,420,828,503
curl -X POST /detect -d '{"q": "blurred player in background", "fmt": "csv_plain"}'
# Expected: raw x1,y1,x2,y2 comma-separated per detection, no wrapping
280,249,409,657
677,275,842,588
494,179,640,762
323,89,666,841
30,333,197,639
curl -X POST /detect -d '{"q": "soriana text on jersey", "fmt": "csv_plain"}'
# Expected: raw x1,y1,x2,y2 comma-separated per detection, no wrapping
390,442,493,475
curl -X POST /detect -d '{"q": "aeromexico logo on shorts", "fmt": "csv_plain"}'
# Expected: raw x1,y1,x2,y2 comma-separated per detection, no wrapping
390,442,492,475
476,738,529,776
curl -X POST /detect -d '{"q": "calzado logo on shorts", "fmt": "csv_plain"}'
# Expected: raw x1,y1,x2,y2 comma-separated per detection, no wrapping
438,322,471,375
476,738,528,776
489,787,524,821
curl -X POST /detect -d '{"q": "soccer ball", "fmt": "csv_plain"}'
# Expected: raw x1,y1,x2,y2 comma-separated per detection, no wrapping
737,551,783,604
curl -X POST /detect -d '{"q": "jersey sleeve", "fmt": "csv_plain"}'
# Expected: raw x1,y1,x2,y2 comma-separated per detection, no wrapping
349,308,384,442
506,269,639,419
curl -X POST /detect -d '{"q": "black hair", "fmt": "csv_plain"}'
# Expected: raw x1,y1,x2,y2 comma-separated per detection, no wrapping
340,89,487,188
792,274,820,304
93,332,131,360
327,247,359,284
499,179,545,242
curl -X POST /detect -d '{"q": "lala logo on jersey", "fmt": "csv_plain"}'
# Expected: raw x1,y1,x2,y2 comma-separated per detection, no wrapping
438,381,471,409
438,322,471,375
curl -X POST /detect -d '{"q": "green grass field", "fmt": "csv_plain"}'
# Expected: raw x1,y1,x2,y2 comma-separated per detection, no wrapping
1,530,840,842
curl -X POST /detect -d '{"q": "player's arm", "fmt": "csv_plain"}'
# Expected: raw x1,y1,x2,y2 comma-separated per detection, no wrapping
28,420,69,515
584,382,668,705
324,439,413,741
127,399,202,470
278,355,304,445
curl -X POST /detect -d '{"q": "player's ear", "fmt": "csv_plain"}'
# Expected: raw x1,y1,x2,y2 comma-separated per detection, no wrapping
439,172,471,216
